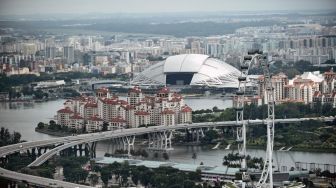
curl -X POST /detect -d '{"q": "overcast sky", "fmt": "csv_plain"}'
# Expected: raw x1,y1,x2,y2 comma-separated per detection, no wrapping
0,0,335,15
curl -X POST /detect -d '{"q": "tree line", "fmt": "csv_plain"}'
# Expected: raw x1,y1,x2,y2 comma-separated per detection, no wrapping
90,160,203,188
193,102,336,123
0,127,22,147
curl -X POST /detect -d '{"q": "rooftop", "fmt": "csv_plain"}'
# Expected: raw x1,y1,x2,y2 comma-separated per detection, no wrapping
57,108,73,114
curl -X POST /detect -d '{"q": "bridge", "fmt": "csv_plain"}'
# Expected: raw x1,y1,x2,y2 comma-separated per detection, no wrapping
0,117,333,187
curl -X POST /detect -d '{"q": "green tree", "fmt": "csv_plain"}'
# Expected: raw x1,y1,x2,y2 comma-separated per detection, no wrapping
201,129,219,144
120,162,130,186
12,132,21,144
131,168,140,185
37,122,45,129
88,173,99,186
100,167,111,187
49,120,56,127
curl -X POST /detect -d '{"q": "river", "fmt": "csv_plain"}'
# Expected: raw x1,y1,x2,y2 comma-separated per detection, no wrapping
0,99,335,169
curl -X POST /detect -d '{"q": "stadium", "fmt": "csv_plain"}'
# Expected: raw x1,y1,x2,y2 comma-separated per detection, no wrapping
132,54,241,88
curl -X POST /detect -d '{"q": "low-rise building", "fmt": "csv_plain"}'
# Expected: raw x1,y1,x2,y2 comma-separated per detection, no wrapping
313,91,336,107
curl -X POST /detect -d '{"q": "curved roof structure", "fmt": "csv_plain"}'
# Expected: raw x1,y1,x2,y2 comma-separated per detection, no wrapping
132,54,241,88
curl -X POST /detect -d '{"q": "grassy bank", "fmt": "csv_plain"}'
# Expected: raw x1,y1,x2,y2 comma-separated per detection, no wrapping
35,127,73,137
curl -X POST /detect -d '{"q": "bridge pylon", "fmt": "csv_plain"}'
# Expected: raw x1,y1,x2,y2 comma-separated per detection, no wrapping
122,136,135,156
148,130,173,151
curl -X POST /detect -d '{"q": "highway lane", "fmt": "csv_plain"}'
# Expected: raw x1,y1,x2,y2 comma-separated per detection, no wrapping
0,167,92,188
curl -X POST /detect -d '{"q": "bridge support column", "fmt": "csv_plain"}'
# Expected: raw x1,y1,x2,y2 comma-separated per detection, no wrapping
37,147,42,156
31,148,37,160
84,143,91,157
163,131,173,150
123,136,135,156
89,142,97,158
114,137,122,151
121,137,127,151
148,131,173,151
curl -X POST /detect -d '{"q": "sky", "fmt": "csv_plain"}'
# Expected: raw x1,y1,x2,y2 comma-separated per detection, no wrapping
0,0,335,15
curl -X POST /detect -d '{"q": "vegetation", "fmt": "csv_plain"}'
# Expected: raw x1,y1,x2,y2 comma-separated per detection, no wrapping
223,153,263,169
200,129,219,144
0,128,39,174
62,88,80,98
55,156,90,184
96,161,202,187
0,127,22,147
0,72,129,99
104,149,149,158
193,103,336,151
36,120,84,135
193,103,336,122
21,164,56,179
3,155,34,171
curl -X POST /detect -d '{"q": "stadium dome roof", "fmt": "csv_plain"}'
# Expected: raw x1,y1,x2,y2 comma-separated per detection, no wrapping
132,54,241,88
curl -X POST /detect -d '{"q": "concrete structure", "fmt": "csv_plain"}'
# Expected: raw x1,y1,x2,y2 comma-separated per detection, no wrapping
132,54,241,88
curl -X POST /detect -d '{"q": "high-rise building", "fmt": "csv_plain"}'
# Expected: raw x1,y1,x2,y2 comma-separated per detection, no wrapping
46,47,56,59
83,52,93,66
258,72,288,103
63,46,74,64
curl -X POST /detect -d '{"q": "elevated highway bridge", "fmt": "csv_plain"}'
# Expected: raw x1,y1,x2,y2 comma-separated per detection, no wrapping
0,117,333,187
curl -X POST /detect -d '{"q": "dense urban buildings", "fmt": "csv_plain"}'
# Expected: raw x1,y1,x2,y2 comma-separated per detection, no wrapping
56,87,192,132
1,16,336,78
255,70,336,107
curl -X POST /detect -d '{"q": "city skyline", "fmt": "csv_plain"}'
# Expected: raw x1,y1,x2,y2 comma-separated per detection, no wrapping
0,1,335,187
0,0,336,16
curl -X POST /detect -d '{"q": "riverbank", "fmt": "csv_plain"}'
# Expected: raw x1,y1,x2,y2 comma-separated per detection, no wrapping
35,128,73,137
247,145,336,153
